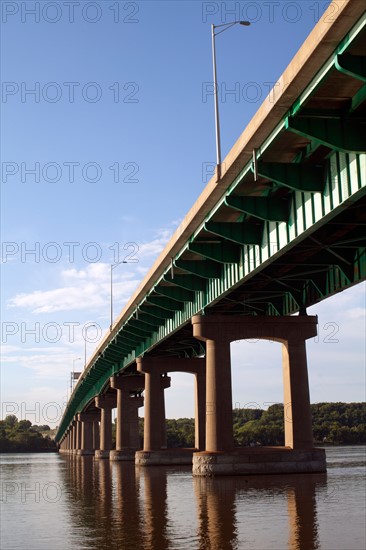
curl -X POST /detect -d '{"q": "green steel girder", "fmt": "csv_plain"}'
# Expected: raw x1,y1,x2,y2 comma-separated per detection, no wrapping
112,337,134,352
117,332,141,345
286,115,366,153
335,53,366,82
146,295,185,311
129,319,156,336
103,346,124,360
155,284,196,302
256,161,325,192
138,312,166,328
204,221,262,245
139,304,176,320
174,258,222,279
225,195,289,222
123,324,151,338
163,273,207,291
108,342,130,355
351,83,366,112
188,241,241,264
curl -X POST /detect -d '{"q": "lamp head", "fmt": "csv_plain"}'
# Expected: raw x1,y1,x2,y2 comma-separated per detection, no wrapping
239,21,251,26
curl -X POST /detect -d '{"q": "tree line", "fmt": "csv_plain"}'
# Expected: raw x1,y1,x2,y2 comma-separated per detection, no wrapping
1,402,365,453
163,402,366,448
0,415,57,452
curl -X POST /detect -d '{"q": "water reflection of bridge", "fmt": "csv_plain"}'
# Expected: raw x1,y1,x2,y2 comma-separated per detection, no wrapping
62,456,326,550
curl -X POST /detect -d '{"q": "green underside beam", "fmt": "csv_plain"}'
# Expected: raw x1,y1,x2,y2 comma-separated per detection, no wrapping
286,115,366,153
174,258,222,278
145,294,185,311
225,195,289,222
163,273,207,291
188,241,241,263
204,221,263,245
139,304,176,320
335,53,366,82
154,284,195,302
256,161,325,192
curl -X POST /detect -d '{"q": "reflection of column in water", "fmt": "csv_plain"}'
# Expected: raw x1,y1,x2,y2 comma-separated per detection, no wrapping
113,463,143,547
194,477,238,550
68,456,98,539
94,459,117,547
142,467,170,550
286,474,322,550
79,456,94,503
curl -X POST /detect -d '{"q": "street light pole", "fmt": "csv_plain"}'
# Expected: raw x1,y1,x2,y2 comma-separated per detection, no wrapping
84,324,97,369
110,260,127,332
211,20,250,182
212,23,221,180
71,356,81,394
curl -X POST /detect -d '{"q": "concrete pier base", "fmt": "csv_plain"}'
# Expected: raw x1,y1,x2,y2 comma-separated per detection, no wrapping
77,449,94,456
95,450,110,460
192,447,326,476
110,449,137,461
135,448,195,466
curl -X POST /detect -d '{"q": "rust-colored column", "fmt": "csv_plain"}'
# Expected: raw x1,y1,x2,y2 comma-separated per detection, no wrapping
76,419,82,451
116,388,131,449
137,357,205,452
129,395,144,449
72,422,77,451
100,409,112,451
144,369,162,451
95,394,116,454
195,371,206,451
205,338,234,452
160,375,170,449
137,360,171,451
78,412,95,454
192,316,234,452
93,420,100,451
282,338,314,449
110,375,145,450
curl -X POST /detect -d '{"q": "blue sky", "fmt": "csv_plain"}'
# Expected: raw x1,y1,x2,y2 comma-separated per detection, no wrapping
1,1,365,427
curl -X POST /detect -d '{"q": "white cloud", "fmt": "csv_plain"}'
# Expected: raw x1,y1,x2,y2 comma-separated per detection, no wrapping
5,227,176,315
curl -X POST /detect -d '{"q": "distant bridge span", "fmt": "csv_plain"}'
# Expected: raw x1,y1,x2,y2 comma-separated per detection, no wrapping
57,1,366,475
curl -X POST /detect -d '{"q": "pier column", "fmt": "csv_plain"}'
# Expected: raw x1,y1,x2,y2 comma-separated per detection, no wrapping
93,420,100,451
135,356,206,465
137,360,171,451
192,317,233,452
76,418,82,452
283,338,313,449
206,337,233,452
78,412,100,455
95,394,116,459
110,375,145,453
195,370,206,451
129,395,144,449
160,375,170,449
72,421,77,452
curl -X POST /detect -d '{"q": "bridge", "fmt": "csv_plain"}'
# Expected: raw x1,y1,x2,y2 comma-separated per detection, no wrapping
56,1,366,475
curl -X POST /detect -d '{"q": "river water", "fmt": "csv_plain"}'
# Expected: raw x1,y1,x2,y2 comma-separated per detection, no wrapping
0,446,365,550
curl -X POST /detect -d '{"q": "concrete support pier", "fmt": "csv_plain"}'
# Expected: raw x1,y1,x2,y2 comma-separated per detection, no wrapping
191,315,326,476
95,394,116,459
135,356,206,466
110,374,145,461
77,412,100,456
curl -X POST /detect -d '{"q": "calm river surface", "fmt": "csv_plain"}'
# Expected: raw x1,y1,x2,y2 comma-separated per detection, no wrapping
0,446,365,550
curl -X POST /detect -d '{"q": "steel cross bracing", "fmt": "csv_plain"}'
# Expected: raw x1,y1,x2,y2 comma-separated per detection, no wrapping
56,7,366,442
